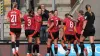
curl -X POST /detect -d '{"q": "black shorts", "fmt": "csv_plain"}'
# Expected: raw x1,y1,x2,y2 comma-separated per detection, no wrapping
25,30,34,37
48,31,59,39
83,29,95,38
62,35,75,41
25,30,40,38
10,28,21,36
76,33,81,39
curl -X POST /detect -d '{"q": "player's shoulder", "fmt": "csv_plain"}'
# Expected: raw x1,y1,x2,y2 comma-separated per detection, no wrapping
23,14,28,18
16,9,20,12
85,12,90,15
63,18,68,22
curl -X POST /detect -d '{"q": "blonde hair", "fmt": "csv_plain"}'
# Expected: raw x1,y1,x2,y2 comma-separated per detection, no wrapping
12,2,17,8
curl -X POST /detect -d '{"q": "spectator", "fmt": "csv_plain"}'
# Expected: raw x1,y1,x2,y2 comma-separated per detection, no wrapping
39,4,49,43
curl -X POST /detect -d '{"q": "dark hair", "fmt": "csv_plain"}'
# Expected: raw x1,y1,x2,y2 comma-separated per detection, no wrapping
27,9,34,17
69,14,73,17
79,10,84,15
49,10,54,14
54,10,58,12
12,2,17,8
65,13,70,18
85,4,91,10
37,5,41,10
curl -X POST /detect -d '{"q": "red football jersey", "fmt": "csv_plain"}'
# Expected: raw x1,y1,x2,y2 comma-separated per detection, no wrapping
76,16,85,34
63,18,75,35
34,15,42,32
48,16,60,32
7,9,21,28
23,15,35,30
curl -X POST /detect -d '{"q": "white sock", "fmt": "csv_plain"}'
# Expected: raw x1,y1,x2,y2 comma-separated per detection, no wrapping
32,53,35,55
47,53,50,56
12,48,15,54
16,47,19,52
27,53,29,54
37,53,40,56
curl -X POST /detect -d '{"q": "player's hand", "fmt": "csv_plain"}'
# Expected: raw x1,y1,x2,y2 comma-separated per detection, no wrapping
81,30,84,35
75,10,78,14
46,29,49,32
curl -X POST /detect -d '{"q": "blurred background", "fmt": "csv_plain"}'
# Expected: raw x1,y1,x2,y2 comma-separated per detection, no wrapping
0,0,100,43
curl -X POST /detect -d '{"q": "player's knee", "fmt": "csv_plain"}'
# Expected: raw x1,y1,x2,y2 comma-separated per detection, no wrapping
28,38,32,43
54,44,58,48
47,44,51,48
74,40,77,44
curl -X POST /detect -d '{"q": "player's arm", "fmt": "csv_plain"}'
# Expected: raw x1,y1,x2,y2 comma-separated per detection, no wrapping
83,19,87,30
81,13,88,34
35,16,42,23
7,12,10,23
58,19,62,29
82,13,88,30
69,15,78,22
47,20,54,32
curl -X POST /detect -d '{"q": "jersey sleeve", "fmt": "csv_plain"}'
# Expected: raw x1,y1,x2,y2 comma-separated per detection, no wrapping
84,12,88,20
50,18,54,22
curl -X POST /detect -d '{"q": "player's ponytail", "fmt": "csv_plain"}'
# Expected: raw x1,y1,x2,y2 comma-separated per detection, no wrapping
12,2,18,9
79,10,84,15
27,9,34,17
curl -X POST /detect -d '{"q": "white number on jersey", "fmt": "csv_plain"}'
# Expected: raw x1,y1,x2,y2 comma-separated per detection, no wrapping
70,21,74,28
28,19,31,26
11,15,17,23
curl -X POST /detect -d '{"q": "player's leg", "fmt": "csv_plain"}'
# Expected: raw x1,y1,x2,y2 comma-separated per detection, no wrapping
54,39,58,56
65,41,71,56
79,35,85,56
27,36,33,56
89,36,95,56
65,35,72,56
35,36,41,56
10,28,16,56
46,37,52,56
15,28,21,56
53,31,59,56
79,35,88,56
89,29,95,56
26,30,33,56
61,39,67,51
73,40,78,56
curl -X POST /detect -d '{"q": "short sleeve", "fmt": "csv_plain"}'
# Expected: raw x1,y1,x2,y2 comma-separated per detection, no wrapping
50,18,54,22
84,12,88,20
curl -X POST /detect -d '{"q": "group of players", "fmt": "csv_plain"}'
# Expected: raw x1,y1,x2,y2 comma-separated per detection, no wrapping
7,2,96,56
